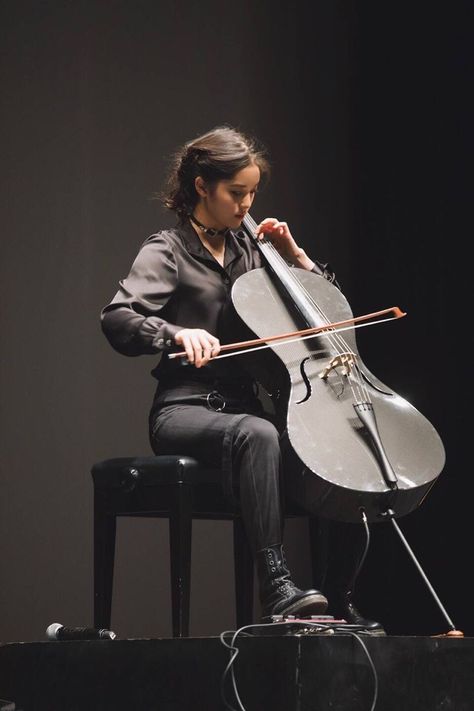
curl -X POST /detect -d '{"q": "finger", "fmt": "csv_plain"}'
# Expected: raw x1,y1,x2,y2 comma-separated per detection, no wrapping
189,333,207,367
196,333,221,366
269,221,288,237
179,333,195,364
203,332,222,363
259,221,291,242
256,218,278,236
194,332,217,367
198,336,214,366
210,337,221,357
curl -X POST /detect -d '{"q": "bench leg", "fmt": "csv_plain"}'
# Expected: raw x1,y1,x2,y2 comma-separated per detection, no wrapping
94,498,116,629
169,483,192,637
233,517,254,627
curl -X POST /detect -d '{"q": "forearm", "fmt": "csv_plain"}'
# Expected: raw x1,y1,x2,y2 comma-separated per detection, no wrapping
289,248,340,288
291,247,316,271
101,305,181,357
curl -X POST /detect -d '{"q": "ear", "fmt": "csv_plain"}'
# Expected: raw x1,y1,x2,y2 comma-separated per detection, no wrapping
194,176,208,198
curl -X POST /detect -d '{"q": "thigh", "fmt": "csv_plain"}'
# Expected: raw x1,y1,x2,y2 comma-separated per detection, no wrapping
150,404,243,467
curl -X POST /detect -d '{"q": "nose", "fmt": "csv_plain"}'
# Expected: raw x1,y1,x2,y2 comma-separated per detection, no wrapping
240,194,253,211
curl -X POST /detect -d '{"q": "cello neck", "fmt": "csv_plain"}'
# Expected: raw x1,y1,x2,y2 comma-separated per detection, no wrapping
241,212,330,329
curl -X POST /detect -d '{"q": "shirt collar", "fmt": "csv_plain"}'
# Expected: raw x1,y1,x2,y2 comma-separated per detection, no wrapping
177,219,244,268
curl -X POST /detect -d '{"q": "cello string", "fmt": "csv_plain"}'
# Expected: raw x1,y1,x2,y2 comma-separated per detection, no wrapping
243,215,370,403
243,214,368,403
244,214,350,351
244,215,339,334
257,236,369,404
258,238,368,404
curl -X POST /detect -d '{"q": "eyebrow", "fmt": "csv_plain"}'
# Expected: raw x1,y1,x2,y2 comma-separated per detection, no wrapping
229,182,259,189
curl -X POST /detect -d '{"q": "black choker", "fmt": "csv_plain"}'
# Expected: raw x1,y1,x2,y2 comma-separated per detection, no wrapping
189,214,229,237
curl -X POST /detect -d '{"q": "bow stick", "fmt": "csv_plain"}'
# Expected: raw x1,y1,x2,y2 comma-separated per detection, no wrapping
167,306,407,361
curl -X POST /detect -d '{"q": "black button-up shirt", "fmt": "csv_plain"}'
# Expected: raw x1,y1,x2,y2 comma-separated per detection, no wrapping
101,219,337,386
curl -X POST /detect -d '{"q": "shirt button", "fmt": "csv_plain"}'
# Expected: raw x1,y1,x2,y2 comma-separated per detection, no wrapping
222,274,230,285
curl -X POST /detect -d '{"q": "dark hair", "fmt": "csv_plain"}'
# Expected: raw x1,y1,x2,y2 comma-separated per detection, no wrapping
161,125,270,221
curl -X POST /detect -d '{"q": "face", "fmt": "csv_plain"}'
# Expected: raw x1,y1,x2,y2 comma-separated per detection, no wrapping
194,163,260,230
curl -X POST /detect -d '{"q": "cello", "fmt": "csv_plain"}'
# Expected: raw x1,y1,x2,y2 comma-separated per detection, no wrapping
170,212,457,632
169,211,446,524
225,213,447,525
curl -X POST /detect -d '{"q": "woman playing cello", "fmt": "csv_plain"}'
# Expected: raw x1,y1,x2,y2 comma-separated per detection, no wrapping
101,125,382,631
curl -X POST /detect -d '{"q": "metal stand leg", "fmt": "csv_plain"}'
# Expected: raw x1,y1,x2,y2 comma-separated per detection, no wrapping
380,508,464,637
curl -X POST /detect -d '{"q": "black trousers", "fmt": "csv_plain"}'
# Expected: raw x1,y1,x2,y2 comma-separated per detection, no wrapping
149,381,284,553
149,380,368,600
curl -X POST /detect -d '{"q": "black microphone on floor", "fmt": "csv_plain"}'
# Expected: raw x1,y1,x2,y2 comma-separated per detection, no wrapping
46,622,117,640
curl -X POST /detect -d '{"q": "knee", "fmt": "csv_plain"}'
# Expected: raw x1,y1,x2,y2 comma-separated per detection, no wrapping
236,415,280,451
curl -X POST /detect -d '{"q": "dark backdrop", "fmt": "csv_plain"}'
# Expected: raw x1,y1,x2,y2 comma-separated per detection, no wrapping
1,0,471,643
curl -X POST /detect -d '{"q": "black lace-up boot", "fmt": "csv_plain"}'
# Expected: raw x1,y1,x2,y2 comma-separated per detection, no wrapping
330,591,385,634
316,520,385,635
256,544,328,621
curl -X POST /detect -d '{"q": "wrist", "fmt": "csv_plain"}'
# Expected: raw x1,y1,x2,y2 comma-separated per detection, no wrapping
291,248,315,271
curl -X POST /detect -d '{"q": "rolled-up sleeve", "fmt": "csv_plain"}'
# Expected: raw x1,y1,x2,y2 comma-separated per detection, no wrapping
101,235,181,356
311,259,341,290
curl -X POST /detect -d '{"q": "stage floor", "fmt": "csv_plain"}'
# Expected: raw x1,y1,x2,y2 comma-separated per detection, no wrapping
0,632,472,710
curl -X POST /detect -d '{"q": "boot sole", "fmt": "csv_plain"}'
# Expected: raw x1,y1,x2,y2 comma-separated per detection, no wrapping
275,592,328,618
